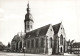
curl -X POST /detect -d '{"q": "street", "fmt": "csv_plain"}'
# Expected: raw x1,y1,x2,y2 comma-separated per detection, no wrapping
0,52,78,56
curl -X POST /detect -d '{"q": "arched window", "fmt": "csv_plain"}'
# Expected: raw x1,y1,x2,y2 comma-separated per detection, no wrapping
50,38,52,48
35,39,39,48
16,42,18,51
31,39,34,48
27,25,29,28
60,35,63,45
27,40,30,48
41,38,44,48
20,41,22,49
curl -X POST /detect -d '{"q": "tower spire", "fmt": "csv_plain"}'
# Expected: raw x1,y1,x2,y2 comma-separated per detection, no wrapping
27,1,30,13
28,1,29,8
24,2,34,33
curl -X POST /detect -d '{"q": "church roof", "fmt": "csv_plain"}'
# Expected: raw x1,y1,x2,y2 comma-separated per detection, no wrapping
52,23,61,34
25,23,61,38
25,24,50,38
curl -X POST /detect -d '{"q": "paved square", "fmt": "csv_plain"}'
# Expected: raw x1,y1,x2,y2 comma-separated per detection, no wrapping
0,52,78,56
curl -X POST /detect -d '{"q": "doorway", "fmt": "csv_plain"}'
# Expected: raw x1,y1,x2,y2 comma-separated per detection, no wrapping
60,47,62,53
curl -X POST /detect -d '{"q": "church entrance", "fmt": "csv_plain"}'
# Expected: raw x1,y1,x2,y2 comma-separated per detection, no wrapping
60,47,62,53
19,41,22,52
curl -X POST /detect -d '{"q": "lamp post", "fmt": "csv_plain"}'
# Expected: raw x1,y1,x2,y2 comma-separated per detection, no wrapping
78,46,79,56
24,47,26,56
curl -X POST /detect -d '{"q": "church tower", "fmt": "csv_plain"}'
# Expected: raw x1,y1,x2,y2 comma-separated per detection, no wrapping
24,2,34,33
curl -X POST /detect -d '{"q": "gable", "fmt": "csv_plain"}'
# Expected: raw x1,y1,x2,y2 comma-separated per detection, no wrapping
46,24,54,36
58,23,66,38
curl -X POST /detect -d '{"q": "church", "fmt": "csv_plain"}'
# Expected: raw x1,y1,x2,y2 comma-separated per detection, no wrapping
11,2,67,55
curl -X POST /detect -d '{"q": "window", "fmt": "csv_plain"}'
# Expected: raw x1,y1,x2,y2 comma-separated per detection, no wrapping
20,42,22,49
50,38,52,48
27,40,30,48
24,41,26,47
31,25,32,28
41,38,44,48
75,51,76,53
77,51,78,53
76,48,78,50
31,39,34,48
50,29,52,31
60,35,63,45
35,39,39,48
27,25,29,28
72,48,74,50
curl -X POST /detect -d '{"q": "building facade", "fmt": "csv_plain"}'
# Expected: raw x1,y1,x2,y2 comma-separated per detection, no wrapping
72,42,80,54
67,40,74,54
23,2,67,55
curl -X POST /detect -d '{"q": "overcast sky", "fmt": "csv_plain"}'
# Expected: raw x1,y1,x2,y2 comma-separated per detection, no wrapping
0,0,80,45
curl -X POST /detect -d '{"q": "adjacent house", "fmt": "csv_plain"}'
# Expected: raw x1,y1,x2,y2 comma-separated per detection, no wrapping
72,42,80,54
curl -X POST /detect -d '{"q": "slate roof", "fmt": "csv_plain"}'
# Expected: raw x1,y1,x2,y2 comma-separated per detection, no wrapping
52,23,61,34
73,42,80,47
25,22,61,38
25,24,50,38
25,13,33,22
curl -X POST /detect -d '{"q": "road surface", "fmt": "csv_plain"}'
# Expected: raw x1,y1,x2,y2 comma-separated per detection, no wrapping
0,51,78,56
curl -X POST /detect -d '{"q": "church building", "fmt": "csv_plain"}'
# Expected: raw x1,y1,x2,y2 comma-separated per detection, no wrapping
23,3,67,55
11,2,67,55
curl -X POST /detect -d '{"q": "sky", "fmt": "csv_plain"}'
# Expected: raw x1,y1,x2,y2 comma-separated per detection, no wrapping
0,0,80,45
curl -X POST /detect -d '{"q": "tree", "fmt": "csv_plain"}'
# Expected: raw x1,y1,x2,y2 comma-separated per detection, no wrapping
0,41,5,51
8,42,10,48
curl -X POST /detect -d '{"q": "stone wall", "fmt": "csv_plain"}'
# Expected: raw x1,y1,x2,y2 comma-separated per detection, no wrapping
25,36,46,54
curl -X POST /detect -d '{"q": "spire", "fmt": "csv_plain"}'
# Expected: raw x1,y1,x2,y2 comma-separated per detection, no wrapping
28,1,29,8
25,2,33,22
24,2,34,33
27,1,30,13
